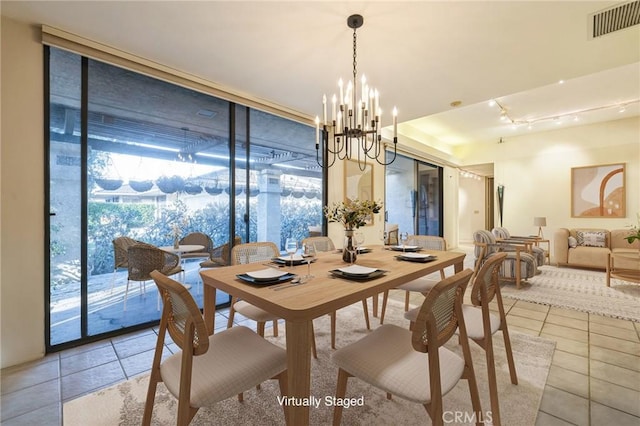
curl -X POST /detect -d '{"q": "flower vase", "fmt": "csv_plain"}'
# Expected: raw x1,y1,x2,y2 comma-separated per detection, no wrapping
343,229,357,263
173,236,180,250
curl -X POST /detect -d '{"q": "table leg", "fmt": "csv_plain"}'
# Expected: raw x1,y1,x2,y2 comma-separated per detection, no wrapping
203,285,217,335
454,258,464,273
285,319,312,426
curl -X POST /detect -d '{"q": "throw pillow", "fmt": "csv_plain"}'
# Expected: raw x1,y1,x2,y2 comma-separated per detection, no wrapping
576,230,606,248
568,236,578,248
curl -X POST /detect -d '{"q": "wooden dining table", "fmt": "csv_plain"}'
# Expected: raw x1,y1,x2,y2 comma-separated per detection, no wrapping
200,246,466,425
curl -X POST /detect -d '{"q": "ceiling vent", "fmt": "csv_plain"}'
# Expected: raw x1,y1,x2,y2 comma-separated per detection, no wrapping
590,0,640,38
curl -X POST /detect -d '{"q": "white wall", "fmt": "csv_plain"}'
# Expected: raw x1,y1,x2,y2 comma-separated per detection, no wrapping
455,116,640,261
458,176,486,243
1,17,46,367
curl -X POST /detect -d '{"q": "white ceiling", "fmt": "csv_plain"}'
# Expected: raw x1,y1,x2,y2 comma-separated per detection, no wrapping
3,1,640,157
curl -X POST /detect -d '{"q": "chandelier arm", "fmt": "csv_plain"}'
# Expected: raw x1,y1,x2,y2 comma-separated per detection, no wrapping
374,138,398,166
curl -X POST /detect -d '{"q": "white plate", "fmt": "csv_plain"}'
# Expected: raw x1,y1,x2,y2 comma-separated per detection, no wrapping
399,252,431,259
337,265,378,276
390,245,421,252
277,254,304,262
246,268,289,280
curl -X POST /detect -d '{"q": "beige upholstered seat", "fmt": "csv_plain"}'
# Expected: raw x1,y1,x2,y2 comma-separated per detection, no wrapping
301,236,371,349
125,243,183,311
143,271,288,426
379,235,448,324
331,269,482,426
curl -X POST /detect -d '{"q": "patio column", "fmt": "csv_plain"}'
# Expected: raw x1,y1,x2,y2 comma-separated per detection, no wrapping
257,169,282,249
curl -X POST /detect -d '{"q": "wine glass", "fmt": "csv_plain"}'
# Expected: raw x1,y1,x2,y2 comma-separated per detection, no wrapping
379,230,388,250
355,231,365,252
400,232,409,252
285,238,297,265
302,243,316,280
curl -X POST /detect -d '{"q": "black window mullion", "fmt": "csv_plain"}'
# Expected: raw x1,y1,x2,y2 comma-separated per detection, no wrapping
80,57,89,338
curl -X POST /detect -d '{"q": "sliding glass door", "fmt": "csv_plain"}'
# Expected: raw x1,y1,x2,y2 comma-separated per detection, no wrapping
384,152,443,237
46,46,321,350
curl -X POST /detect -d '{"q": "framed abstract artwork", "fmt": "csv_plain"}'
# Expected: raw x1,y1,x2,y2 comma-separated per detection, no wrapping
571,163,625,218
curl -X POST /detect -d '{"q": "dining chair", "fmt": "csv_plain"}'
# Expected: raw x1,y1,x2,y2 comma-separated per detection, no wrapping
301,236,371,349
125,243,184,311
227,242,282,338
331,269,482,426
109,236,144,294
379,235,448,325
462,251,518,426
143,271,288,426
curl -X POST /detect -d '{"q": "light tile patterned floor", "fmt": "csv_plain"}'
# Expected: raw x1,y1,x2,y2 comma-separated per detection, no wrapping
2,281,639,425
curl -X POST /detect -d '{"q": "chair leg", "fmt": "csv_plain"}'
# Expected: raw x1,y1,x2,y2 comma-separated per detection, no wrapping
379,290,389,324
141,370,159,425
333,369,350,426
502,326,518,385
483,334,501,426
109,269,117,294
273,319,279,337
404,290,410,311
330,311,337,349
123,280,131,311
227,297,237,328
372,293,378,318
361,299,370,330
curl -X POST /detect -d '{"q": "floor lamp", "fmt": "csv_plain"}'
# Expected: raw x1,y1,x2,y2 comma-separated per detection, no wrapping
534,217,547,239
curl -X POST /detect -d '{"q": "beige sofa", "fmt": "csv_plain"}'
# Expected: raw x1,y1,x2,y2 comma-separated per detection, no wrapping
554,228,639,270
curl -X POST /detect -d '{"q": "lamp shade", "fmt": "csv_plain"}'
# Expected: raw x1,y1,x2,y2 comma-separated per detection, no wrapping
533,217,547,227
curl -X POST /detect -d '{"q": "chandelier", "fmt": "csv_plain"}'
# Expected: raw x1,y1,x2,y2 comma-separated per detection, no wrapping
316,14,398,170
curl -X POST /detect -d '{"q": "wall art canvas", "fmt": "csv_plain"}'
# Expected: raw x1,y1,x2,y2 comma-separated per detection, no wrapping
571,163,625,218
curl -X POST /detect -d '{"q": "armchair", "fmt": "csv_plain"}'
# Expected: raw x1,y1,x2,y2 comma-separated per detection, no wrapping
492,227,546,266
473,230,537,289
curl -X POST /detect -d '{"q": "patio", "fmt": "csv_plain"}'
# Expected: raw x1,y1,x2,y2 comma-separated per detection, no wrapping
50,260,230,346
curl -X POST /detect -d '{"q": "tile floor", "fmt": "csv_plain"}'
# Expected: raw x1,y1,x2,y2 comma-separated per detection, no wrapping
2,284,639,425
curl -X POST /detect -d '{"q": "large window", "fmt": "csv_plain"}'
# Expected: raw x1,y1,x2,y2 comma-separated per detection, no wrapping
47,47,322,349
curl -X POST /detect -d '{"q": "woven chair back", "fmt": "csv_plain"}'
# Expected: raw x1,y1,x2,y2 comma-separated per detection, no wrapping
112,236,141,269
128,244,179,281
231,242,279,265
410,269,473,353
407,235,447,251
302,236,336,252
179,232,213,252
470,252,507,308
151,271,209,356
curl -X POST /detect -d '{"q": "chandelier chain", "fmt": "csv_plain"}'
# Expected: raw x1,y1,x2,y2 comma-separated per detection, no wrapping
352,29,358,93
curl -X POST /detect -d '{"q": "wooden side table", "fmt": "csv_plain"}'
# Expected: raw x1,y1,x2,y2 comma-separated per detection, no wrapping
606,251,640,287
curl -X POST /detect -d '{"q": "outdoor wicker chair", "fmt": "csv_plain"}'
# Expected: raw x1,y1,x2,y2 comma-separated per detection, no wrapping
125,243,184,311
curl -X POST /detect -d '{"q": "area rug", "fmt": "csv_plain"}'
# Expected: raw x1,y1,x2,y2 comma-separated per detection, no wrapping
501,265,640,322
63,299,555,425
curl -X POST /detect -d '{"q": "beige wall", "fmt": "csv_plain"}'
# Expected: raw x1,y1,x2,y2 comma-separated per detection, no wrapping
455,116,640,262
1,17,46,368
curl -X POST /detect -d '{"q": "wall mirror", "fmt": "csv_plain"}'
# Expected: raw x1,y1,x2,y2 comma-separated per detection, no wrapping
344,159,374,225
